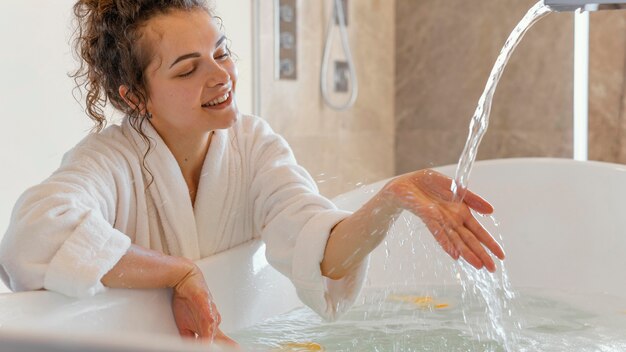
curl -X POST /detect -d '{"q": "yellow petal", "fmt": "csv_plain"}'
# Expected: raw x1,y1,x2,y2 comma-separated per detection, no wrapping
388,295,434,304
273,342,325,351
411,296,434,304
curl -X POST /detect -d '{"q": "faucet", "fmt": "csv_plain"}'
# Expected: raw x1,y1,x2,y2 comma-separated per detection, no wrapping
544,0,626,11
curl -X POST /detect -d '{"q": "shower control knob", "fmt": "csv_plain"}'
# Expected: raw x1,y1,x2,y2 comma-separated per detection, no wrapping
279,59,295,77
276,0,297,80
280,5,295,23
280,32,295,49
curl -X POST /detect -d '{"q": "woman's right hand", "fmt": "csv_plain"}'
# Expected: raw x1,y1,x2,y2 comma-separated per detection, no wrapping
101,245,238,346
172,263,238,347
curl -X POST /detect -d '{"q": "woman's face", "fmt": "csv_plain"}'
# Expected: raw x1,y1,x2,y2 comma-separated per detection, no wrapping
141,9,238,137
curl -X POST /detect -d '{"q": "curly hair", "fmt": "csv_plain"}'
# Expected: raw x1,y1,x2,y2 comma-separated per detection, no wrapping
70,0,211,134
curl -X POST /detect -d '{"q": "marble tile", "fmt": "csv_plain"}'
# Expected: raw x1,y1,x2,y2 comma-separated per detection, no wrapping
396,126,573,176
336,131,396,187
396,129,469,173
589,11,626,163
395,0,575,172
478,128,573,159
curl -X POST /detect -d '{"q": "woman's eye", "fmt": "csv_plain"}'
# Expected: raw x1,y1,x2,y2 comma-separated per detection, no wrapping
215,47,231,60
178,68,195,78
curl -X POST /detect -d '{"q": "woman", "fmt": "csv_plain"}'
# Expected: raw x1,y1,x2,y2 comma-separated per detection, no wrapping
0,0,504,346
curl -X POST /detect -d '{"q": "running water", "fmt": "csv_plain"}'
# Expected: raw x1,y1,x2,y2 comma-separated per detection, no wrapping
448,2,553,350
451,1,552,201
454,215,520,351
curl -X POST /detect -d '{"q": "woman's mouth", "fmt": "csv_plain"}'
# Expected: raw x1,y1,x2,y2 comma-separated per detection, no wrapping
202,91,232,109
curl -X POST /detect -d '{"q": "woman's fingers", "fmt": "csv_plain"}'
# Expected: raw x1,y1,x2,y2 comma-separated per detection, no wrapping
173,293,221,342
445,225,484,271
197,307,220,341
215,329,240,348
455,224,496,272
464,215,505,260
426,216,483,270
442,206,499,271
177,310,217,342
427,210,497,271
463,189,494,214
178,328,196,339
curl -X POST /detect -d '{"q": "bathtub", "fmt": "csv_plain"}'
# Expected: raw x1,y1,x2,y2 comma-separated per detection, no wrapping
1,158,625,351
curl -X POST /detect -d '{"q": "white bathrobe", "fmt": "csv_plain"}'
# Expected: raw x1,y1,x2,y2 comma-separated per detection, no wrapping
0,114,368,320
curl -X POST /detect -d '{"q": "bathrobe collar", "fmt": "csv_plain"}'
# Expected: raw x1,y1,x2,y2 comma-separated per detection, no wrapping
121,117,230,260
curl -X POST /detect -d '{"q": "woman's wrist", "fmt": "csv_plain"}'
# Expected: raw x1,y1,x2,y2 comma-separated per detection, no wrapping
169,257,198,289
322,186,402,279
102,244,199,290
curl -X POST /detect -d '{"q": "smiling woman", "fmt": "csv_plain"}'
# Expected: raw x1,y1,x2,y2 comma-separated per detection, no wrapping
0,0,254,294
0,0,503,349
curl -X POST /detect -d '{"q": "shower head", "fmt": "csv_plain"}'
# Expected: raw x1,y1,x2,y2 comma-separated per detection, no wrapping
544,0,626,11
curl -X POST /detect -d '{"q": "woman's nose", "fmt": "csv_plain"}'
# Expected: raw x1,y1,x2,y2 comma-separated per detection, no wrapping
205,61,230,88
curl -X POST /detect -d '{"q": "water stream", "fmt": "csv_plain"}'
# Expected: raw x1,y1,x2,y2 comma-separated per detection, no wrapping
449,2,552,349
452,1,552,200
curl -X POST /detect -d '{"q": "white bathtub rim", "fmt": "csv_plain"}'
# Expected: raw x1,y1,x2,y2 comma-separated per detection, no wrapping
334,157,626,200
0,326,235,352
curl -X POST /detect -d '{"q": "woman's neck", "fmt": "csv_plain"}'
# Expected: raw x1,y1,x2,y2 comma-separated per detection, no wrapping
160,129,214,206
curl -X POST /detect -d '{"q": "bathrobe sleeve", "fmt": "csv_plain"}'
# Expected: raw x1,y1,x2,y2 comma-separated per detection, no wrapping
247,117,369,321
0,143,131,298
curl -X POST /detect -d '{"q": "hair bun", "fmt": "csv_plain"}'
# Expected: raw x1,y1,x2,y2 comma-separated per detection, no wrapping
74,0,118,21
77,0,113,11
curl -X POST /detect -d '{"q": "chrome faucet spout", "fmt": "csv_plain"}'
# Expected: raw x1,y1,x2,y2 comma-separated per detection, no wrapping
544,0,626,11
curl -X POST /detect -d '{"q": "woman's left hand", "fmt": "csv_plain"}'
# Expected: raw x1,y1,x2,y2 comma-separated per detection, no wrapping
381,169,505,272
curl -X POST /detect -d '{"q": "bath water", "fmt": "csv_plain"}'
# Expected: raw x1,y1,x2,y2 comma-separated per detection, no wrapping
231,286,626,351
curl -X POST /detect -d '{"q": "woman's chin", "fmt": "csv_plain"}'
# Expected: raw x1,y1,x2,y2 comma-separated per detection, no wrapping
209,110,239,130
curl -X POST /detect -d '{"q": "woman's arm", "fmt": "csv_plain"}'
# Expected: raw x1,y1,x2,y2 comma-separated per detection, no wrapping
101,244,237,346
322,169,506,280
101,244,194,289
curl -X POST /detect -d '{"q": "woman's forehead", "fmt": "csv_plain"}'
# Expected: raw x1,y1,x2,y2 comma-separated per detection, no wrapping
147,10,220,48
143,9,222,70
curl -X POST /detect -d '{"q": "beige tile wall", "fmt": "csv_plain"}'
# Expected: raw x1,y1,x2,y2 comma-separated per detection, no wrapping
395,0,575,173
589,11,626,163
258,1,626,198
258,0,396,197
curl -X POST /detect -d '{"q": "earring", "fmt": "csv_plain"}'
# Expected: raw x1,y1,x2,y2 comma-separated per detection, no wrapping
145,111,152,119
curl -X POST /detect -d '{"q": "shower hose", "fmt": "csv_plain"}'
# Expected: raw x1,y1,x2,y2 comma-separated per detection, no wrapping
320,0,358,111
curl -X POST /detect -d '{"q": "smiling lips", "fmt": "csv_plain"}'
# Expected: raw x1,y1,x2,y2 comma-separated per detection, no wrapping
202,91,231,108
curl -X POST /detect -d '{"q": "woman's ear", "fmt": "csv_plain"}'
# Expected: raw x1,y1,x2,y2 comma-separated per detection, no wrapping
118,85,148,115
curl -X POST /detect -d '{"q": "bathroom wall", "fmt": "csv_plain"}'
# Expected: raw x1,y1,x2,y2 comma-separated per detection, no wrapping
395,0,575,173
588,11,626,163
213,2,253,115
258,0,396,197
0,1,90,294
